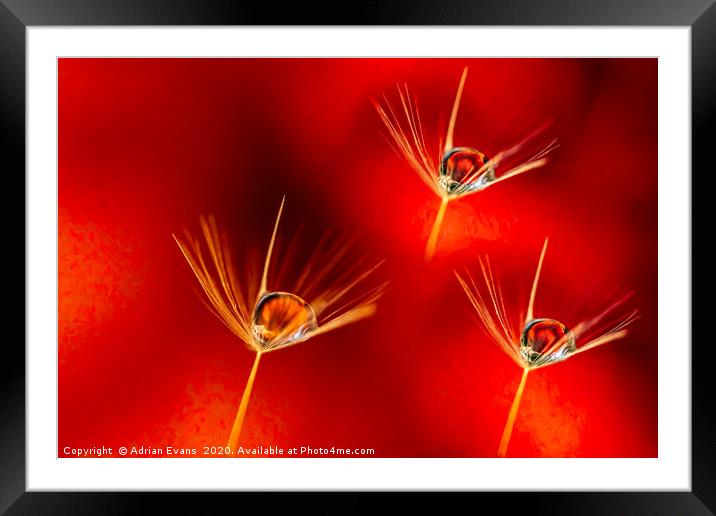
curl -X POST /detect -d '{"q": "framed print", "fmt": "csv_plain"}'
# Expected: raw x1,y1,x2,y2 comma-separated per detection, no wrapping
3,0,713,513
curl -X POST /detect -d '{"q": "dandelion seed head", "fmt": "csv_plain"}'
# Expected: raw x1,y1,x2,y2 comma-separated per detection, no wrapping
174,198,386,355
375,68,556,203
455,238,637,371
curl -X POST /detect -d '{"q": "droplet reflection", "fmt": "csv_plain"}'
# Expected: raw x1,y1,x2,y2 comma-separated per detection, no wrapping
251,292,318,349
439,147,495,196
520,318,576,367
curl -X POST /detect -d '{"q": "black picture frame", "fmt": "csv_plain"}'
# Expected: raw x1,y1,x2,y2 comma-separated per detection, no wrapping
2,1,713,513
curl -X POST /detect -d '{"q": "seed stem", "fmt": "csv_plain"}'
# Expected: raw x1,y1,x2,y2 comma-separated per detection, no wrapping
425,196,449,261
227,351,262,450
498,367,529,458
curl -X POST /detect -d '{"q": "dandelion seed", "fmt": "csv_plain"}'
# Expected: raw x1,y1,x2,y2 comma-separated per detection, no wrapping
376,67,558,260
455,238,638,457
173,197,386,450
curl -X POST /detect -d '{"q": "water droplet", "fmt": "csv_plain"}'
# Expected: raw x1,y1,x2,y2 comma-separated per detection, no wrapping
251,292,318,349
520,318,576,367
439,147,495,196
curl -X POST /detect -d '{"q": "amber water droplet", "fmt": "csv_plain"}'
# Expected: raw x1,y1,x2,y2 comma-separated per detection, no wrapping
520,318,576,367
251,292,318,349
439,147,494,196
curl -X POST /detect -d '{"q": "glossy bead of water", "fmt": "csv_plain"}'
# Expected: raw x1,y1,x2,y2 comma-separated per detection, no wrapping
520,318,576,367
439,147,495,196
251,291,318,349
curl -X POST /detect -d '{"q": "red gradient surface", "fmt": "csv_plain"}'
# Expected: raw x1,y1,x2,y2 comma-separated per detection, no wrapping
58,58,657,457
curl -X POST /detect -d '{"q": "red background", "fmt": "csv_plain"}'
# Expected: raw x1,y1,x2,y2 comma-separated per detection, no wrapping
58,58,657,457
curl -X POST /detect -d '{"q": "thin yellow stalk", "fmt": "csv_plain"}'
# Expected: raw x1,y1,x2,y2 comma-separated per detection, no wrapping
227,352,262,449
526,238,548,323
498,367,529,458
425,196,449,261
445,67,468,153
260,196,285,297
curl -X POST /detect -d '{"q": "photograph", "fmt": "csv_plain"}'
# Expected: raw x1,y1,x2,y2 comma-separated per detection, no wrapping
57,57,657,459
